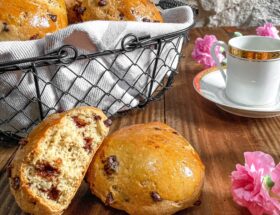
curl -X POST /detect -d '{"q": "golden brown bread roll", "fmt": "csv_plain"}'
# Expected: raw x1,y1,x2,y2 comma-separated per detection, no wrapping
66,0,163,24
0,0,68,41
9,107,111,215
86,122,205,215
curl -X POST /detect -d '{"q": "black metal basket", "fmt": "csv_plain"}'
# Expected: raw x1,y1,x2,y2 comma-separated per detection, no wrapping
0,0,195,142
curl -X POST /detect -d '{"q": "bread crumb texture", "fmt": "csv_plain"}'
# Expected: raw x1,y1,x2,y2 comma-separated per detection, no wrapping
9,107,109,214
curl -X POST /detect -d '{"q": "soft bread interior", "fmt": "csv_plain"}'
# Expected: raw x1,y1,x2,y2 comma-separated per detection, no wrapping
23,111,106,207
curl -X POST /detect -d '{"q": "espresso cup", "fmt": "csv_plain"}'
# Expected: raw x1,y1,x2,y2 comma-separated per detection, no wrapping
210,36,280,106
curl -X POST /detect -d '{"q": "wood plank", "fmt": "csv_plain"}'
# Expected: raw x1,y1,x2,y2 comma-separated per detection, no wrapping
0,144,18,175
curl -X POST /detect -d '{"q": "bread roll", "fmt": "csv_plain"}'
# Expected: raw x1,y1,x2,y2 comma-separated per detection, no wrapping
0,0,68,41
67,0,163,24
9,107,111,215
65,0,83,24
86,122,205,215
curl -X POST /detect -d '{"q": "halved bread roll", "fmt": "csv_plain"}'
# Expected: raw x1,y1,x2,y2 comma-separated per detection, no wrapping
8,106,111,215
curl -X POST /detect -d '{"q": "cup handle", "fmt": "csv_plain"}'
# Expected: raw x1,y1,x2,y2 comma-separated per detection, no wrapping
210,41,228,82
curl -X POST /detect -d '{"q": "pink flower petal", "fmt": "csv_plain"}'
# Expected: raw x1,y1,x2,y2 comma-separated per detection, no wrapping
256,23,280,39
271,164,280,195
244,152,275,175
191,34,225,68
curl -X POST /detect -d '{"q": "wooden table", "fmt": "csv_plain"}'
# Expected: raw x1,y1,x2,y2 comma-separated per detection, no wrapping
1,26,280,215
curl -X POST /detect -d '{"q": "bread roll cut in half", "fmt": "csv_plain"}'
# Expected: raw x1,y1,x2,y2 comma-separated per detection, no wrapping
9,107,111,215
86,122,205,215
66,0,163,24
0,0,68,41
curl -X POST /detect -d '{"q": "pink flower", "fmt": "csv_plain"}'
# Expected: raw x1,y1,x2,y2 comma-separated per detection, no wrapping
191,35,225,68
271,164,280,195
231,152,280,215
256,23,280,39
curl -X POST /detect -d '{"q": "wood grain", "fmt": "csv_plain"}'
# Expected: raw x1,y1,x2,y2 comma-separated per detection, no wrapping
1,27,280,215
0,145,18,176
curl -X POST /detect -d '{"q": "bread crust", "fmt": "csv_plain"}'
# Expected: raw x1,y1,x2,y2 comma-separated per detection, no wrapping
0,0,68,41
67,0,163,23
9,106,109,215
86,122,205,215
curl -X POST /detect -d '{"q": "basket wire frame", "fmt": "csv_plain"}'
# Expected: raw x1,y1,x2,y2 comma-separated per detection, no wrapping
0,0,195,143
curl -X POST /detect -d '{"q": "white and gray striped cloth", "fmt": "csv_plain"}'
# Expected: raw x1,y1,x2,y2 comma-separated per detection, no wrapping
0,5,194,135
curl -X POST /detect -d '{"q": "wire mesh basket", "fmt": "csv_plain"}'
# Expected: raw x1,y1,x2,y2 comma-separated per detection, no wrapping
0,0,195,142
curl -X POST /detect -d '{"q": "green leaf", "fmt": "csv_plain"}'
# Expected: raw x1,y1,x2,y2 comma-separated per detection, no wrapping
264,175,275,189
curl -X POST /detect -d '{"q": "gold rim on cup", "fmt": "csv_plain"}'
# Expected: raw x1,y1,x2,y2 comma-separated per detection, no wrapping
228,45,280,60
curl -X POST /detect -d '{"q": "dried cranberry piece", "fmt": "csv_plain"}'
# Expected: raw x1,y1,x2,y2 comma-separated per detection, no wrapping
7,164,13,178
98,0,107,6
31,200,37,205
94,115,101,121
142,17,151,22
57,108,65,113
75,5,86,15
19,138,28,146
72,2,86,23
83,138,93,153
48,14,57,22
103,118,112,127
194,200,202,206
150,191,162,202
30,34,39,40
74,4,86,15
154,127,161,130
48,186,60,201
72,116,88,128
11,177,20,190
103,155,119,175
119,12,125,20
35,161,60,179
3,22,9,32
105,192,114,205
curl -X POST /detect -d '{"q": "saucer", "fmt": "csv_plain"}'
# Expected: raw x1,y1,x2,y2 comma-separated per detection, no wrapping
193,67,280,118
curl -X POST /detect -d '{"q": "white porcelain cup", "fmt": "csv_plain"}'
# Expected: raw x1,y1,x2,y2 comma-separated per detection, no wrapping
210,36,280,106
